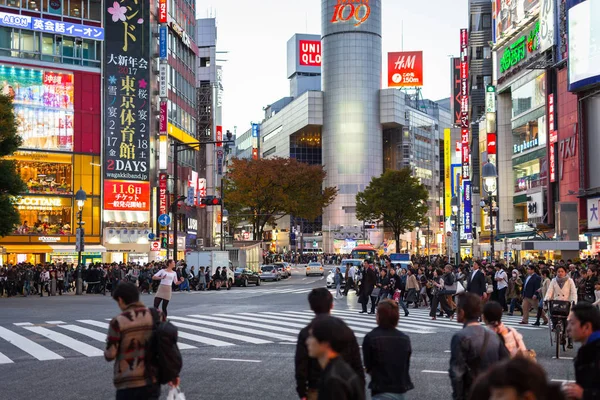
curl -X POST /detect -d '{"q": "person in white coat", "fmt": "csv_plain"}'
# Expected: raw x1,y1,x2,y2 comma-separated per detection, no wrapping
544,265,577,348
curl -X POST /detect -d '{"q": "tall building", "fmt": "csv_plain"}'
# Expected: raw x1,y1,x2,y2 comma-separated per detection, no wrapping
0,0,104,264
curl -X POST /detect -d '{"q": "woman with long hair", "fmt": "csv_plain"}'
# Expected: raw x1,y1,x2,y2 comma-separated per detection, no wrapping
544,264,577,348
152,260,183,317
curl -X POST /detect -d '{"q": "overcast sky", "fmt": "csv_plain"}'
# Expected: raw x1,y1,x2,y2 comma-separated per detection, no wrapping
198,0,468,134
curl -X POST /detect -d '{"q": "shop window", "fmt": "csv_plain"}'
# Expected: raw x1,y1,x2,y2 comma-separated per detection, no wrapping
28,0,41,10
6,0,18,7
16,157,73,195
88,0,101,21
0,27,10,56
69,0,82,17
20,31,39,55
14,196,73,235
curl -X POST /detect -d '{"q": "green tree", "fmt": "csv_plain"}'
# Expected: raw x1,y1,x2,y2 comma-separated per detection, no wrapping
224,157,337,240
0,93,25,237
356,168,429,250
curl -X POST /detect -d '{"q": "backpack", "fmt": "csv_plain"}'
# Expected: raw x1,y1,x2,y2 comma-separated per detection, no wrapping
146,308,183,385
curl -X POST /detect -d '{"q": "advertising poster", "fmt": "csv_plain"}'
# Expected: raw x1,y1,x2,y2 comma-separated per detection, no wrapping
0,65,74,152
451,57,461,125
495,0,540,39
104,0,150,215
299,40,321,66
444,129,452,218
460,29,470,180
388,51,424,87
463,180,472,234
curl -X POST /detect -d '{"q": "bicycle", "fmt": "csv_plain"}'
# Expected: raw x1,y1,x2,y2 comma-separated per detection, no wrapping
547,300,572,359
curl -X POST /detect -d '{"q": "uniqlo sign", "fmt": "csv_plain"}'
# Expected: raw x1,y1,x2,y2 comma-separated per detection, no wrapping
158,0,167,23
159,173,168,216
299,40,321,66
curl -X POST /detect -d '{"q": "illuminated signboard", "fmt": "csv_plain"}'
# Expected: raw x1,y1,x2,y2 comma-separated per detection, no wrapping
330,0,370,27
460,28,470,180
495,0,540,40
104,0,150,214
463,180,472,234
451,57,461,125
499,21,540,75
159,173,167,216
387,51,423,87
0,11,103,40
0,65,74,152
158,0,167,23
444,129,452,218
299,40,321,66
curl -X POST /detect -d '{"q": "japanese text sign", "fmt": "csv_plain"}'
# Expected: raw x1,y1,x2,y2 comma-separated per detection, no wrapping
104,180,150,212
0,11,104,40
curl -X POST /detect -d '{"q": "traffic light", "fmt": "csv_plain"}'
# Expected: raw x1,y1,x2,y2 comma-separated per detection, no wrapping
200,196,222,206
161,234,168,249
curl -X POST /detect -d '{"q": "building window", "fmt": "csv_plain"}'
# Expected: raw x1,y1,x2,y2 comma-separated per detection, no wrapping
475,46,483,60
482,14,492,29
200,57,210,67
483,46,491,59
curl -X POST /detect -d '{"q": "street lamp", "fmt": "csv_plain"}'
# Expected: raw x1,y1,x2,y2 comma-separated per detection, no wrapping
451,195,460,267
75,187,87,295
221,209,229,250
415,222,420,257
481,162,498,263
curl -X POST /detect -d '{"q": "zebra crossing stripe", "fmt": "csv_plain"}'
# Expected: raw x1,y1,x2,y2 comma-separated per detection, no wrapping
57,324,108,342
0,326,63,361
190,314,301,334
169,316,297,342
22,326,104,357
328,311,436,334
176,331,233,347
0,351,13,364
169,320,272,344
78,320,109,329
215,313,308,329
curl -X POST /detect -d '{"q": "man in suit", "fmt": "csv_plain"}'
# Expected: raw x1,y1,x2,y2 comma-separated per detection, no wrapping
520,265,541,325
359,260,377,314
467,261,486,297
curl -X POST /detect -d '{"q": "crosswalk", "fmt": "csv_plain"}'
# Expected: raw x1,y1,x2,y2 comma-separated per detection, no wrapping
0,307,545,365
184,287,326,296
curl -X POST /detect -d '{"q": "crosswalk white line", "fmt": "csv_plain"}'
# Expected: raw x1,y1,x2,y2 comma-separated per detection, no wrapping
216,313,309,329
190,314,301,335
170,321,272,344
169,316,297,342
78,320,109,329
327,311,436,334
330,310,457,330
22,326,104,357
177,331,234,347
0,326,63,361
0,350,13,364
58,324,108,342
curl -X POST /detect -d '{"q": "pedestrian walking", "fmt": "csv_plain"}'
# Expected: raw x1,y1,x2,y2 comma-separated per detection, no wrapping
359,260,377,314
449,293,510,400
306,315,365,400
344,263,355,296
105,282,180,400
494,264,508,311
466,261,486,298
334,267,343,299
507,269,523,316
152,260,183,317
520,265,542,325
295,288,365,400
483,301,528,357
563,302,600,400
533,269,551,326
363,299,413,400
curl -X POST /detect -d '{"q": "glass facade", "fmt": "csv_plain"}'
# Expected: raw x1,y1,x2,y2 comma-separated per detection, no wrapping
290,128,321,165
2,0,101,21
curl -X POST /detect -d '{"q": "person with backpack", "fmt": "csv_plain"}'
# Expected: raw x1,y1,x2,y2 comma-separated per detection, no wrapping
483,301,528,357
105,282,181,400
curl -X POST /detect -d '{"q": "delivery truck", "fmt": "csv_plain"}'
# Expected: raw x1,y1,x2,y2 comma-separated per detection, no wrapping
185,251,234,289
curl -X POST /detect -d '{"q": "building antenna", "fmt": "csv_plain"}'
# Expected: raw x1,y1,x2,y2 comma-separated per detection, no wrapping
401,20,404,51
306,12,308,33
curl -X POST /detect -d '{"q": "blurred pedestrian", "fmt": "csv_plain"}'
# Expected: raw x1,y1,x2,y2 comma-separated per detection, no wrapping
483,301,528,358
334,267,343,299
151,260,183,317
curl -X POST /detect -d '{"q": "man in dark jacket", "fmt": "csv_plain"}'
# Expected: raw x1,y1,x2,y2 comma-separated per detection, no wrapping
520,265,541,325
466,261,486,297
449,293,509,400
564,303,600,400
307,316,365,400
359,261,377,314
295,288,365,400
363,299,413,398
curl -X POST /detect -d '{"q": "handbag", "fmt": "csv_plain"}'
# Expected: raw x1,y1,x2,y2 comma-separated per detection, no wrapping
167,387,186,400
371,287,381,297
486,283,494,294
456,281,465,294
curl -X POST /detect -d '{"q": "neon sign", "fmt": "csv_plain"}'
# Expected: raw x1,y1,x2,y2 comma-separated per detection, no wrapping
330,0,370,27
500,22,540,74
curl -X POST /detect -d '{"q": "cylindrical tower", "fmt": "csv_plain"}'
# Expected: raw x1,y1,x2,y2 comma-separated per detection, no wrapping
321,0,382,231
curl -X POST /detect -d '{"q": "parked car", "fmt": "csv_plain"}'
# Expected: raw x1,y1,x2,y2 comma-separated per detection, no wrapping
274,262,291,277
234,268,261,287
306,262,324,276
259,265,281,281
326,266,347,289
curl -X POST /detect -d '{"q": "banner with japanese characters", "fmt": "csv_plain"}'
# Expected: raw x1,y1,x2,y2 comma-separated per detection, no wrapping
104,0,150,212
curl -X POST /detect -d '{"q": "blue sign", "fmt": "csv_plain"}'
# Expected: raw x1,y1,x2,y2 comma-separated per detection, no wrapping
148,232,156,240
251,123,260,138
463,180,472,234
0,11,104,41
159,26,167,59
158,214,171,226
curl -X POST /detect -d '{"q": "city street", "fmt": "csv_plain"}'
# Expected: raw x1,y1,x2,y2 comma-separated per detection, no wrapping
0,267,579,400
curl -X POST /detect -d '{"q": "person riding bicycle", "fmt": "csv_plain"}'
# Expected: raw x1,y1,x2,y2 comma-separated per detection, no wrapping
544,265,578,349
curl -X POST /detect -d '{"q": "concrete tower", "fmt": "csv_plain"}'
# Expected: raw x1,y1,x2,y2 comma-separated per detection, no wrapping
321,0,383,229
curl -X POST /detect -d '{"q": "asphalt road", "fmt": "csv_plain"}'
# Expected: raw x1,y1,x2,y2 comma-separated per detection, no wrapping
0,266,579,400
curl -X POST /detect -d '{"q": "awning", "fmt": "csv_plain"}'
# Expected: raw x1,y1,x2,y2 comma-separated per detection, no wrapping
495,231,539,240
1,244,53,253
50,245,107,253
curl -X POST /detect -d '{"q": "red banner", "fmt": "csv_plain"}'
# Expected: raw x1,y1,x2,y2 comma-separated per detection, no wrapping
216,125,223,147
104,180,150,212
252,148,258,160
387,51,423,87
299,40,321,66
159,101,167,133
158,0,167,23
550,144,556,182
159,173,168,215
487,133,497,155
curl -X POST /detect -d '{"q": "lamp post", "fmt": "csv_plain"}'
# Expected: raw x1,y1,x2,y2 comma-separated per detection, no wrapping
75,187,87,295
221,209,229,250
415,222,420,257
451,195,460,267
481,162,498,263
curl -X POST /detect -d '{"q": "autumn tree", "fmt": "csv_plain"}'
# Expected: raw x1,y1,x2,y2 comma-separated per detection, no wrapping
356,168,429,249
0,93,26,236
223,157,337,240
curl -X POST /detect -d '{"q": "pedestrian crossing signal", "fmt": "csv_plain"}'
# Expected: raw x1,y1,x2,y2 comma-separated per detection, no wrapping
161,234,168,249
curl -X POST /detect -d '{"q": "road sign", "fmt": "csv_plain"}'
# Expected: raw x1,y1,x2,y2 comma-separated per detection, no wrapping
148,232,156,240
158,214,171,226
150,241,160,251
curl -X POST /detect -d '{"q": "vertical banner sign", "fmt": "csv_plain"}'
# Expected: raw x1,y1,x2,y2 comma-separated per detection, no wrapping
463,180,472,234
444,128,452,218
104,0,150,213
216,125,223,147
159,173,167,216
216,149,224,175
548,94,557,183
460,28,470,180
451,57,461,125
159,63,168,97
251,123,260,159
159,101,167,133
159,26,167,59
197,178,207,206
158,0,167,23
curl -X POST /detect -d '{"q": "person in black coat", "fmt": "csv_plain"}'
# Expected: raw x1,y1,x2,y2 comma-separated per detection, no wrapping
466,261,486,297
564,303,600,400
520,265,542,325
359,261,377,314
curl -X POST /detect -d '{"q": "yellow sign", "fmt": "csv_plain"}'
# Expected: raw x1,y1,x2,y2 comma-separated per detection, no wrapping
444,129,452,218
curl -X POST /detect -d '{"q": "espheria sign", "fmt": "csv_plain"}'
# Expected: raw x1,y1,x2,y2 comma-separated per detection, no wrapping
330,0,370,27
499,21,540,75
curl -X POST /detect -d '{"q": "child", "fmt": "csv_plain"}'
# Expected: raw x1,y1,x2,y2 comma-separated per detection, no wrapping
593,281,600,310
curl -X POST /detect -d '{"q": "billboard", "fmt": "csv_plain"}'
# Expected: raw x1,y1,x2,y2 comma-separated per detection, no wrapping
330,0,371,27
451,57,461,125
0,66,74,152
0,10,103,40
299,40,321,66
104,0,150,213
495,0,540,41
158,0,167,23
287,34,321,78
444,129,452,218
568,0,600,91
387,51,423,87
463,180,472,234
460,29,470,180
